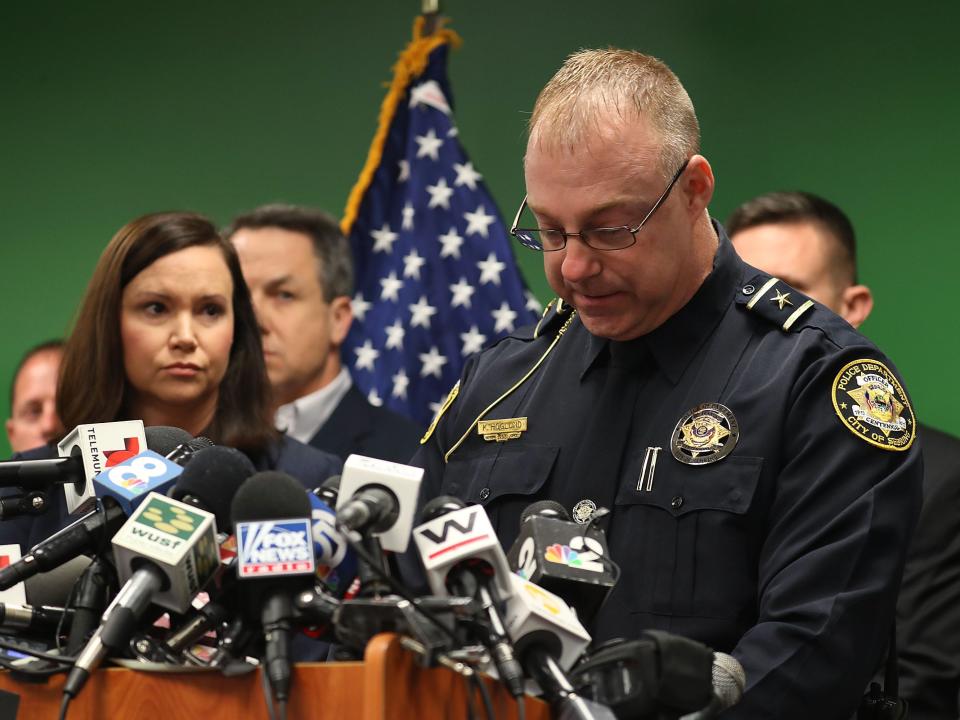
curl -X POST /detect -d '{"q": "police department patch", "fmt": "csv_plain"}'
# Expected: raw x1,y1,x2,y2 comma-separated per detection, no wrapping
832,359,915,451
670,403,739,465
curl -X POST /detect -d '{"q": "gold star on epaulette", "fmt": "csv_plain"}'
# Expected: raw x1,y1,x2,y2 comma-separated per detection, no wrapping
771,290,793,311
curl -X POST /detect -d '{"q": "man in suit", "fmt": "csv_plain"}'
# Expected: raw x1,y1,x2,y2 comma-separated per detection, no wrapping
728,190,960,720
228,204,421,463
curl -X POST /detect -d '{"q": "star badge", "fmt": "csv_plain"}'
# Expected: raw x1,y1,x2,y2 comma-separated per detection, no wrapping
771,289,793,310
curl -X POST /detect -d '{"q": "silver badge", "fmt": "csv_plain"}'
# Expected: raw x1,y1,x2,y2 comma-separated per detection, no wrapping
572,499,597,524
670,402,739,465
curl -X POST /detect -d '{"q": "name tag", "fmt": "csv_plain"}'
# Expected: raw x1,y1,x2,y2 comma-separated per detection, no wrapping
477,417,528,442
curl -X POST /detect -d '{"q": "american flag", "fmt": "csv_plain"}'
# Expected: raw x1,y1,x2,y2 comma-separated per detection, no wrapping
341,22,540,427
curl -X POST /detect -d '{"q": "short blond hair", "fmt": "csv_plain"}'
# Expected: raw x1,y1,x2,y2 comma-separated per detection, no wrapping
528,48,700,176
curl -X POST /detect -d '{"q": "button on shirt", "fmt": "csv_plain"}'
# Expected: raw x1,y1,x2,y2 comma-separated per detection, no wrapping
412,222,922,719
275,368,352,444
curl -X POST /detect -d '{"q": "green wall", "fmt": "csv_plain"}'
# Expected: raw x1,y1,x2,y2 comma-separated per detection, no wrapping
3,1,957,457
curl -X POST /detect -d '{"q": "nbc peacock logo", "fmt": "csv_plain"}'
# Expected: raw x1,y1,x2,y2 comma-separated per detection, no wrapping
544,543,583,568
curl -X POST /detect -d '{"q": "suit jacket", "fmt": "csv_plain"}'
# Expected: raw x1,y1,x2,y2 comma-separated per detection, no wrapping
307,385,422,464
896,422,960,719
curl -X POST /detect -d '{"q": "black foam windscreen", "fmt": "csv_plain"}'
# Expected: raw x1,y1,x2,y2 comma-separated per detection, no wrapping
419,495,466,524
144,426,193,456
520,499,570,524
24,555,93,606
169,446,256,532
230,471,312,526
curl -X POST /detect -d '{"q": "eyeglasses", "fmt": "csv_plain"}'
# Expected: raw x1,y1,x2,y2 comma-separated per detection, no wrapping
510,159,690,252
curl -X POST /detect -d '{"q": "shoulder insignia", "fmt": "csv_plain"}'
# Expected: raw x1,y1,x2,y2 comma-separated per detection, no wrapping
832,359,915,451
420,380,460,445
533,297,575,339
737,275,815,331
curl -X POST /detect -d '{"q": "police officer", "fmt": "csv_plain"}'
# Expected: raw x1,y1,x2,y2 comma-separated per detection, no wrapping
413,49,922,718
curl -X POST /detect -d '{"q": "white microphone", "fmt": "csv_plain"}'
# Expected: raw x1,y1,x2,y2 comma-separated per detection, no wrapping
680,652,746,719
58,421,148,512
335,454,422,552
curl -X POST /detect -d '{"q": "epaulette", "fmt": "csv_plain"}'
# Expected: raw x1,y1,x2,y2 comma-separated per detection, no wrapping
735,273,817,332
532,298,576,339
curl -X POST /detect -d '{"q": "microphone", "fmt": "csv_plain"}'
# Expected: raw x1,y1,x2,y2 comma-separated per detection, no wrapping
0,601,74,633
307,492,357,598
59,421,149,513
334,454,423,552
0,430,204,591
167,445,257,532
679,652,746,719
507,500,616,624
63,492,219,699
412,495,525,699
232,471,316,706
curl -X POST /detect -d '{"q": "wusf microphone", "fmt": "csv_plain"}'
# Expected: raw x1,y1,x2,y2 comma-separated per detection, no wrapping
507,500,616,624
232,471,316,710
412,496,525,699
63,492,219,700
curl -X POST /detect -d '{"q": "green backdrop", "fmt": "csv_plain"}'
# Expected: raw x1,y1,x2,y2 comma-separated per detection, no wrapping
3,0,957,457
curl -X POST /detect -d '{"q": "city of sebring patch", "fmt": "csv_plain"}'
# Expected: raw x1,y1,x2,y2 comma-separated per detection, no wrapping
832,359,915,451
670,403,740,465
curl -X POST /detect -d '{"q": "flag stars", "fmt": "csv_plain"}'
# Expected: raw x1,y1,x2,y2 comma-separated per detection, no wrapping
379,271,404,302
450,277,475,308
477,253,506,285
403,249,426,280
397,160,410,182
464,204,496,237
426,177,455,210
491,301,518,333
438,227,464,259
371,223,399,254
409,295,438,328
460,325,487,356
453,161,482,191
525,291,543,314
419,346,448,378
384,319,406,350
414,128,444,161
392,369,410,399
367,388,384,407
352,293,372,322
354,340,380,372
402,202,415,230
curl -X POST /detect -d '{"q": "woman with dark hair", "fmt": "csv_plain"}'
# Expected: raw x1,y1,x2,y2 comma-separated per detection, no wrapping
2,211,341,551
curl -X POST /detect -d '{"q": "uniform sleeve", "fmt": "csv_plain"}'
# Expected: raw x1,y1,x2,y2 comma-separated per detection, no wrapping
727,348,923,719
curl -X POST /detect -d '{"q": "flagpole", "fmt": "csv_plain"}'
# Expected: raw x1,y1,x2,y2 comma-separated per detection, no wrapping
421,0,440,36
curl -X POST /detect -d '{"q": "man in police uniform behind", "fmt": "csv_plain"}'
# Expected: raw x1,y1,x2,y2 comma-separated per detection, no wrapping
413,49,922,717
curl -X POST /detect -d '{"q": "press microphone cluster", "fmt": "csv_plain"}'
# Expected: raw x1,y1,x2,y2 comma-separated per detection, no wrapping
0,449,745,720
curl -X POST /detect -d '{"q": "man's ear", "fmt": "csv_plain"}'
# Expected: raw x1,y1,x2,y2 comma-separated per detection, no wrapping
329,296,354,346
839,284,874,328
681,154,715,218
5,418,17,449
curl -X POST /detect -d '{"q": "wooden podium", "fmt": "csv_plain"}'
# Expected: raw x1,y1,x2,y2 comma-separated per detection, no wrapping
0,634,551,719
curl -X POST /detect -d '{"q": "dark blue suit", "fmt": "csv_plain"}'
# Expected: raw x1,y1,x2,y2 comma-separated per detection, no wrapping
307,384,422,464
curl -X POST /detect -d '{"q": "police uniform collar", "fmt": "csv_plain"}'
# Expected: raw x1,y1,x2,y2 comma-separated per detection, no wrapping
580,220,739,383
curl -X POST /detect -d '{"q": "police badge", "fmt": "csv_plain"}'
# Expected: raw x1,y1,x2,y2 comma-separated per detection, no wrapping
832,359,915,451
670,403,740,465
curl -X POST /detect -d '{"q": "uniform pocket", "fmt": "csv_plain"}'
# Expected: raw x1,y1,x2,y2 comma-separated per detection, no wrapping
611,455,763,621
444,443,560,542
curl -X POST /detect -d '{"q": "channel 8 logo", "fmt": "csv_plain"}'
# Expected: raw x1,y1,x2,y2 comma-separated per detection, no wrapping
98,450,183,496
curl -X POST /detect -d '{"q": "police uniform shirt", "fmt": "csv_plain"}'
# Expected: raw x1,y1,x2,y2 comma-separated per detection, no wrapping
413,222,922,719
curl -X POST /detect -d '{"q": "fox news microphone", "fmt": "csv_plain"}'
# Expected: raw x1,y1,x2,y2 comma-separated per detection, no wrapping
232,471,316,708
0,433,195,591
334,455,422,552
63,492,219,701
412,495,525,699
507,500,616,625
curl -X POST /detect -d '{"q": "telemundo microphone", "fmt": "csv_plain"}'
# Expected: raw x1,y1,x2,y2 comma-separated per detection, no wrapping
412,495,525,699
0,420,147,518
63,491,220,700
507,500,616,625
0,429,195,591
232,471,317,708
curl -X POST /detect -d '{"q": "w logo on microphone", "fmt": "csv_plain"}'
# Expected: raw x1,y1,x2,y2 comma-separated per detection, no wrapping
418,510,478,544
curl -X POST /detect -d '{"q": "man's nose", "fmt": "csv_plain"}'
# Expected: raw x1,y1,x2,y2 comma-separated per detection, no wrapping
560,235,602,283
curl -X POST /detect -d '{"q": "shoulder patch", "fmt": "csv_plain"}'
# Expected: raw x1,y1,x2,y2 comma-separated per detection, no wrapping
420,380,460,445
832,359,915,451
737,274,816,332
